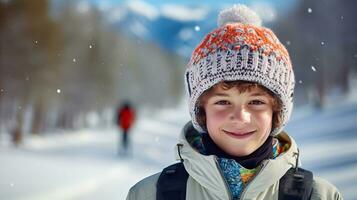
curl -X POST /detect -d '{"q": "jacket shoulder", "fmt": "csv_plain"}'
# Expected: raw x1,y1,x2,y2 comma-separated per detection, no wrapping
310,176,343,200
126,172,160,200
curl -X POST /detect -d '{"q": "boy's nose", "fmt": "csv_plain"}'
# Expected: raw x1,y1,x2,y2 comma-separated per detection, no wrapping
230,107,251,123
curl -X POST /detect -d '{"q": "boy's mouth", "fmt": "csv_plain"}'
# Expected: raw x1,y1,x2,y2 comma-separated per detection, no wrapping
222,129,256,139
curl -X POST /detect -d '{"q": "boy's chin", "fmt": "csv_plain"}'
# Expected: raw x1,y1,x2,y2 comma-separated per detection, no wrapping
212,136,260,157
223,145,258,157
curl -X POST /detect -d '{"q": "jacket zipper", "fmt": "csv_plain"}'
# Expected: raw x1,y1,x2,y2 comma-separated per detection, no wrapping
239,160,270,200
214,157,233,200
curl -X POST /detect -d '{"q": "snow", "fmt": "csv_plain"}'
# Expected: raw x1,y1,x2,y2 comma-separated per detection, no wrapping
285,101,357,200
160,5,208,22
129,21,149,38
107,7,127,23
127,0,159,21
311,65,316,72
0,128,163,200
178,28,194,41
1,100,357,199
251,2,277,22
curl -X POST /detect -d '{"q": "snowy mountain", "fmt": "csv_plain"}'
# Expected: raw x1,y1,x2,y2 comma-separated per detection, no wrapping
104,2,216,58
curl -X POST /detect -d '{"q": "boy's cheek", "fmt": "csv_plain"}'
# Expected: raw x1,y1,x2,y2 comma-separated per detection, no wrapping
206,109,229,122
259,112,274,124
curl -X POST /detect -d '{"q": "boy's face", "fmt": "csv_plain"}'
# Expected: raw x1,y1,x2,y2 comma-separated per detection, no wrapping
202,84,273,157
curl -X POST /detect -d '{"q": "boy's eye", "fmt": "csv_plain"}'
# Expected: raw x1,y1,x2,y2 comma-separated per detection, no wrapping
215,100,230,105
249,100,265,105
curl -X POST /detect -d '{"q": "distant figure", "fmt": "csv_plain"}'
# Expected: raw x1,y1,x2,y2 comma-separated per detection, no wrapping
117,101,136,155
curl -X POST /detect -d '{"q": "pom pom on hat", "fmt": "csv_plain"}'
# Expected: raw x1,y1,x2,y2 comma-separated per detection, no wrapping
217,4,262,27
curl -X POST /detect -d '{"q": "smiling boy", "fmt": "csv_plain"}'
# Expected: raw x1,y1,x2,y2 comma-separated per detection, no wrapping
198,81,278,157
127,4,342,200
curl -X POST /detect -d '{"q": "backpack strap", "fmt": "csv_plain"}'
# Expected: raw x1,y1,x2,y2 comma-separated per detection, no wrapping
156,148,313,200
279,167,313,200
279,149,313,200
156,162,189,200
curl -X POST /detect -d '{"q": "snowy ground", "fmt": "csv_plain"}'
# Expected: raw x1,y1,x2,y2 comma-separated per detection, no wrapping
1,100,357,200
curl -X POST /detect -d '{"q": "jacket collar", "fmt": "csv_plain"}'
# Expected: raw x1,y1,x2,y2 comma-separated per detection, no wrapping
175,122,300,199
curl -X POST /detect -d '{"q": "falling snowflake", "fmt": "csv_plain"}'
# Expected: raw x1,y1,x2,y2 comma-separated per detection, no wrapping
311,66,317,72
321,41,325,46
10,183,14,187
57,89,61,94
89,45,93,49
307,8,312,13
194,25,200,32
73,58,76,62
299,80,303,84
286,41,291,45
34,40,38,44
340,16,344,20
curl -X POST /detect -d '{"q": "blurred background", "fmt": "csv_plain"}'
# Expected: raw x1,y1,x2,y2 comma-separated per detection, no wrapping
1,0,357,199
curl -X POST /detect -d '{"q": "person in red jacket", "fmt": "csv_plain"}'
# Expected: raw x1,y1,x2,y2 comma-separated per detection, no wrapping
117,101,136,155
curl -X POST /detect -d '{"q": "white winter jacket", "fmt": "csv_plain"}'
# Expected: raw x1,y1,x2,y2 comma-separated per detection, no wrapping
126,122,343,200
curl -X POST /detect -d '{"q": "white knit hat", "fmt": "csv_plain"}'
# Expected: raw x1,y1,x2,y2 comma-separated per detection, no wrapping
185,4,295,135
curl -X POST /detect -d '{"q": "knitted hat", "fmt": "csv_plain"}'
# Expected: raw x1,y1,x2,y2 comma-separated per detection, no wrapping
185,4,295,136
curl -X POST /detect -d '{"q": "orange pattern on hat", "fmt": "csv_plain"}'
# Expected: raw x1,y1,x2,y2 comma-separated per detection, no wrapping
190,23,291,68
